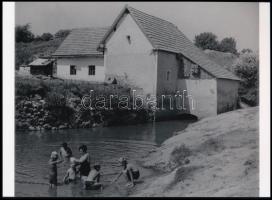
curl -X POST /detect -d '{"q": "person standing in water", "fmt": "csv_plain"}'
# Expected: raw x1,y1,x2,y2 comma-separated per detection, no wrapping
59,142,73,161
111,157,140,188
74,144,91,181
48,151,63,188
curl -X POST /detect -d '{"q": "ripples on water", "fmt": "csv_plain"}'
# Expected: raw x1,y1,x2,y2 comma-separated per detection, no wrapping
15,120,195,197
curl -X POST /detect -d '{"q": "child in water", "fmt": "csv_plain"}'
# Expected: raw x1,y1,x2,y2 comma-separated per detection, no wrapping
48,151,63,188
63,157,77,184
59,142,73,161
111,157,140,188
84,164,103,190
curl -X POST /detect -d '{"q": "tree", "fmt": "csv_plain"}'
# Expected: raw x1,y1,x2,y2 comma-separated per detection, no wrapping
234,52,259,105
41,33,53,41
219,37,237,54
54,29,71,38
194,32,219,51
34,35,43,42
15,24,35,43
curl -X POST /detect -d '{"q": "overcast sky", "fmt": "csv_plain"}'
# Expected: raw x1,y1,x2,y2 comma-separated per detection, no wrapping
15,2,259,51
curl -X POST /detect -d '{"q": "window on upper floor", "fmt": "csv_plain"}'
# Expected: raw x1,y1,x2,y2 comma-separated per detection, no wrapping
191,64,200,78
177,57,184,79
126,35,131,44
166,71,170,81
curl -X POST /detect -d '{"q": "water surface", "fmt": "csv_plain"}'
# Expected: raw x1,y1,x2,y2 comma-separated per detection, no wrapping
15,120,195,197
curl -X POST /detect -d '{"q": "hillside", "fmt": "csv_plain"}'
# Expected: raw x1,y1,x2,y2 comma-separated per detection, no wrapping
15,38,65,69
204,49,238,72
132,107,259,197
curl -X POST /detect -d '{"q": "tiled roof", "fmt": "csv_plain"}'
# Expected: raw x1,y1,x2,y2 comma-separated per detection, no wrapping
53,27,109,57
28,58,53,66
100,6,240,81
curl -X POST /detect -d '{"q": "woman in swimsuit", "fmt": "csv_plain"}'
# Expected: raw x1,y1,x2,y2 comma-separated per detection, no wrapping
74,144,91,181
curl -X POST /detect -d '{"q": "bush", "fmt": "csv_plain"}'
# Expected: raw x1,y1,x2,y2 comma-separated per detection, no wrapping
54,29,71,38
234,52,259,106
15,75,153,128
41,33,53,41
15,44,34,69
15,77,50,98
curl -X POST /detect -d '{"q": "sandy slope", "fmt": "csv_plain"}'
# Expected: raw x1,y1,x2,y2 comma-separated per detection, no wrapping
132,107,259,197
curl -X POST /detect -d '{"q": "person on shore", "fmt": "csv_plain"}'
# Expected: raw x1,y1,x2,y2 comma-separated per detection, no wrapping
111,157,140,188
84,164,103,190
74,144,91,180
59,142,73,161
48,151,63,188
63,157,77,184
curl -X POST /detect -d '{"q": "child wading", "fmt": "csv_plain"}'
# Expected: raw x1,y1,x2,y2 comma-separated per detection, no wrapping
48,151,63,188
111,157,140,188
63,157,77,184
84,164,103,190
59,142,73,161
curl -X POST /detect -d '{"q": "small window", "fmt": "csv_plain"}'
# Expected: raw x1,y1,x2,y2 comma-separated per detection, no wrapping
88,65,95,75
70,65,76,75
178,58,184,79
191,64,200,78
166,71,170,81
126,35,131,44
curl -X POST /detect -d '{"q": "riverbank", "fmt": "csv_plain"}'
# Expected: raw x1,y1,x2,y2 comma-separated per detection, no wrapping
132,107,259,197
15,74,153,131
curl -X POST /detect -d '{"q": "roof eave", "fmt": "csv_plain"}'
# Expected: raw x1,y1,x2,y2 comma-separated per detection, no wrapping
52,54,104,58
217,77,242,81
97,5,129,50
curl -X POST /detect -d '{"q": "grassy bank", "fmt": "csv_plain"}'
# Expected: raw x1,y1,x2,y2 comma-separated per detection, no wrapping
15,74,153,131
132,107,259,197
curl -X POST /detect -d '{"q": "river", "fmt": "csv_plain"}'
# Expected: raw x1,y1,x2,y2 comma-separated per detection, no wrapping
15,119,196,197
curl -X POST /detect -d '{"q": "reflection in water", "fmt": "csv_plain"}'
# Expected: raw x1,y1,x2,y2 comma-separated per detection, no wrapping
48,187,57,197
16,119,195,197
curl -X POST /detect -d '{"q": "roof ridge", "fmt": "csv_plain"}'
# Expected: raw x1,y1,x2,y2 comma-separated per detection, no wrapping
126,6,178,28
71,26,110,31
53,26,109,57
97,5,240,80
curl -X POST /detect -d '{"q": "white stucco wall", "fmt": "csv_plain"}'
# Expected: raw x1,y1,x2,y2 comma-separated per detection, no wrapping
217,79,239,114
176,79,218,119
19,66,30,75
104,13,157,96
56,57,105,82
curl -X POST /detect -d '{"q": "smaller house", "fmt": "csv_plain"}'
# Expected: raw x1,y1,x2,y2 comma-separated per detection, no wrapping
28,58,55,76
52,27,109,82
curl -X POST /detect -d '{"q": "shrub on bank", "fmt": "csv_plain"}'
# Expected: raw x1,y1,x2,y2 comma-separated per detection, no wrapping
234,52,259,106
15,75,153,131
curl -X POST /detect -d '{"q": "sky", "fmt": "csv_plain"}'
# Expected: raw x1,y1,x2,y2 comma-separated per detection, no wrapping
15,2,259,51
